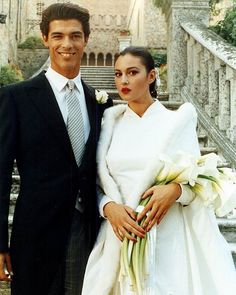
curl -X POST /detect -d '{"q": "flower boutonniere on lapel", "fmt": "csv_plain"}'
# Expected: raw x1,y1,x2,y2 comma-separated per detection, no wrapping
95,90,109,104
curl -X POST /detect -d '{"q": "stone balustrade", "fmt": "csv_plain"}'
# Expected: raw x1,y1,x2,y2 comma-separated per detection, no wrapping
160,0,236,167
180,20,236,167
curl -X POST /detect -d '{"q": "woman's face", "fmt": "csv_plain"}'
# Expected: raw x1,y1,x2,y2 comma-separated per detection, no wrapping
114,53,155,103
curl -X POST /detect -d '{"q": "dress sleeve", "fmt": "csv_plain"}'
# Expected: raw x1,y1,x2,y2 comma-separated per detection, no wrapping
172,105,200,205
96,177,114,218
176,183,195,205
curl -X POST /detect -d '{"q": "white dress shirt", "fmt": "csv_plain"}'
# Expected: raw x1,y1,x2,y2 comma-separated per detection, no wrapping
45,66,90,142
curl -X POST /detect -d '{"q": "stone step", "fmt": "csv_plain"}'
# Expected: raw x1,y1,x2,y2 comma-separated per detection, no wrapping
80,66,116,90
218,218,236,243
81,66,114,72
0,281,10,295
201,146,218,155
81,74,115,79
229,243,236,266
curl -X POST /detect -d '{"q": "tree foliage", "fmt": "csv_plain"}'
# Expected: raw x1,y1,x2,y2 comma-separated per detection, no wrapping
210,5,236,46
0,64,23,86
209,0,221,14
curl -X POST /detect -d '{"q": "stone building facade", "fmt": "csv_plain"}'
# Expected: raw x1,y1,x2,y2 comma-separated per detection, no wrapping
1,0,234,69
0,0,27,67
20,0,130,66
127,0,167,51
0,0,168,69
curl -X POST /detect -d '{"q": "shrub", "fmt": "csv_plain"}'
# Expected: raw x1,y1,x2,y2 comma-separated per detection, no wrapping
0,64,23,86
18,36,45,49
149,49,167,67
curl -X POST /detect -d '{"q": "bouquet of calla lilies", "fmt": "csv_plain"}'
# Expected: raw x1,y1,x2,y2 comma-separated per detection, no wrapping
120,152,236,294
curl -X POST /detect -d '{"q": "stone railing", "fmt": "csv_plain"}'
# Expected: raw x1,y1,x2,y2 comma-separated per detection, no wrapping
180,20,236,167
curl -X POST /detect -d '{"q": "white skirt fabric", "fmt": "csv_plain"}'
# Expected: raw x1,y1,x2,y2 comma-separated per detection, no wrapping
110,200,236,295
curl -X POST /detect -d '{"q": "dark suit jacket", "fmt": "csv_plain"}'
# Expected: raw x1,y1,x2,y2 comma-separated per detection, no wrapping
0,71,112,294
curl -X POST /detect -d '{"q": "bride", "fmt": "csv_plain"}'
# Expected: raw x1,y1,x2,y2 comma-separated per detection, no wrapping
82,46,236,295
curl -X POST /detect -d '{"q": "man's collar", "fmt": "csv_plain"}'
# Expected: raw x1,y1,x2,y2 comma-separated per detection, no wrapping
45,66,82,92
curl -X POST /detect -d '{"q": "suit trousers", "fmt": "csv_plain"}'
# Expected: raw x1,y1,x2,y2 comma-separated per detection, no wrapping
49,209,91,295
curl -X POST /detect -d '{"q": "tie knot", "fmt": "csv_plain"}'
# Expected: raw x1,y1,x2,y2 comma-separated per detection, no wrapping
67,80,75,91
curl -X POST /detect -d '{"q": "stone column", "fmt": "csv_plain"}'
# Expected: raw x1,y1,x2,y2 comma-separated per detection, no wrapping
117,35,132,52
217,62,230,132
226,66,236,144
163,0,209,101
206,54,218,118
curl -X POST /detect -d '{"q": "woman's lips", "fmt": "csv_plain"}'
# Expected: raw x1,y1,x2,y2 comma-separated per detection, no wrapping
121,87,131,94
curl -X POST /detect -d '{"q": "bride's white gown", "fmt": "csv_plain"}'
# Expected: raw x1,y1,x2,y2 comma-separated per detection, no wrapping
82,101,236,295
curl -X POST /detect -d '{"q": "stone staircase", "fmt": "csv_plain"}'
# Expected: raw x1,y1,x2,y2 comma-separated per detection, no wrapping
80,66,119,99
1,66,235,294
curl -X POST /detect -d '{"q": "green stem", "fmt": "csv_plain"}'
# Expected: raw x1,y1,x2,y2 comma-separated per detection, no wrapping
132,236,142,295
122,237,136,290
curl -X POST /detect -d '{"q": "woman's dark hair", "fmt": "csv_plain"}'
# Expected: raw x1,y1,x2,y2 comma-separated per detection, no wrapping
40,3,90,39
118,46,157,98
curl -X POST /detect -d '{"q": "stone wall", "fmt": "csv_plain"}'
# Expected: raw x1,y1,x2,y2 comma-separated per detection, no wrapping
127,0,167,50
17,48,49,79
144,0,167,50
0,0,23,67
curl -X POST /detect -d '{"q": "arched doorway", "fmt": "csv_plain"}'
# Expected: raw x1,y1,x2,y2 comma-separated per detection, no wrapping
89,53,95,66
105,53,112,66
81,52,87,65
114,53,119,64
97,53,104,66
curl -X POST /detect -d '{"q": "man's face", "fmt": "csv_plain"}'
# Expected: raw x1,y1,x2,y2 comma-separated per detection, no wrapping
42,19,88,78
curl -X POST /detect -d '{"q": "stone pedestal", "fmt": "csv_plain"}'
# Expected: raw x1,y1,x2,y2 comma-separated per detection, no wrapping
163,0,210,100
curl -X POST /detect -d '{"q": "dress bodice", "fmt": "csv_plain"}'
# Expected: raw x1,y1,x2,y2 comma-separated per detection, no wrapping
106,101,166,202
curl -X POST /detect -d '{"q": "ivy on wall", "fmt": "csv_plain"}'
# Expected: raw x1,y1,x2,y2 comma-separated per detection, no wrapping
18,36,45,49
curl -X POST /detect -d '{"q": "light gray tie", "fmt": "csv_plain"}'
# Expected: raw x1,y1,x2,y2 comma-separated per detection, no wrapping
66,80,85,166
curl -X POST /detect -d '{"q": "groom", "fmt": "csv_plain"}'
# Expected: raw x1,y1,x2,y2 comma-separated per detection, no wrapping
0,3,112,295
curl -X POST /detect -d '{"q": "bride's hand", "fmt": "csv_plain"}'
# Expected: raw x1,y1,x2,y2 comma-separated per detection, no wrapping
137,183,181,232
104,202,146,242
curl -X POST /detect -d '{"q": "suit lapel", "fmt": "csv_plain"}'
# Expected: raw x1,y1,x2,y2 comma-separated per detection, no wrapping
79,81,97,170
82,80,96,138
28,72,73,159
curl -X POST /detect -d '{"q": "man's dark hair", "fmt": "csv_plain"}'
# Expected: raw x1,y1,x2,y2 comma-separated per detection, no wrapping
40,3,90,39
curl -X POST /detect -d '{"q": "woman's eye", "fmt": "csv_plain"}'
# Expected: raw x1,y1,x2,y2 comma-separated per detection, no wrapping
129,71,138,76
115,72,121,77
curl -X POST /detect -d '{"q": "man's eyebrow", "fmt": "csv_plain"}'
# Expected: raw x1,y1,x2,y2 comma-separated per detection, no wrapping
50,31,83,35
51,32,63,35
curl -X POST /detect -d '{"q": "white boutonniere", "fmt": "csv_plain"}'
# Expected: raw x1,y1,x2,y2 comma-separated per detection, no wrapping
95,90,109,104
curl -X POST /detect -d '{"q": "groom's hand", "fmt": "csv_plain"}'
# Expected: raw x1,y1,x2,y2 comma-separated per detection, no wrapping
0,252,13,282
104,202,146,242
